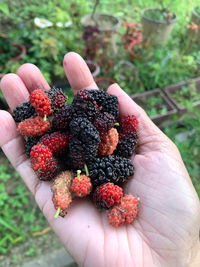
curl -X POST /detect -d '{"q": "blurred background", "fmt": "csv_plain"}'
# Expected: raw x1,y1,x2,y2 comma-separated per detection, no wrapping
0,0,200,266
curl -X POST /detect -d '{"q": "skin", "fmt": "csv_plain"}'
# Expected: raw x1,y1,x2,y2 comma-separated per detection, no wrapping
0,52,200,267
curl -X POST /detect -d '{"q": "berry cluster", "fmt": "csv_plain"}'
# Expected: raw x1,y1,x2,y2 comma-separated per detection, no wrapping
14,87,139,227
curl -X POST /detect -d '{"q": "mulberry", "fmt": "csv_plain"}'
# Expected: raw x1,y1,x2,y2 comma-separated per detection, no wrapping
101,94,119,120
18,116,51,137
93,183,123,209
13,101,35,122
87,155,134,187
115,133,138,157
108,195,139,227
30,89,51,117
45,87,66,110
52,105,72,131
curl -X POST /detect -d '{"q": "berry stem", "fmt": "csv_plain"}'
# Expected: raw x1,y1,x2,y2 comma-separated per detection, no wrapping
84,164,89,176
114,122,119,126
77,170,81,180
54,206,61,219
43,114,47,122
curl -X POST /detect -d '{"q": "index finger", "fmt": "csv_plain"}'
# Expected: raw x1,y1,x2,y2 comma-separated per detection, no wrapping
63,52,98,93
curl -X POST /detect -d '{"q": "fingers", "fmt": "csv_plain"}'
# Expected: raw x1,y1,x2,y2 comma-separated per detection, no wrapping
63,52,98,93
107,83,168,153
0,74,29,110
0,110,39,194
1,63,50,111
17,63,50,92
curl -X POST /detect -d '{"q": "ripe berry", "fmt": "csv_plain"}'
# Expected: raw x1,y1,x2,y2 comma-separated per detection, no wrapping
13,101,35,122
30,144,53,171
40,132,70,155
30,144,57,180
70,170,92,197
30,89,51,117
102,94,119,120
120,115,138,136
93,183,123,209
71,96,100,121
45,87,67,110
77,89,92,101
88,155,134,187
18,116,50,137
69,117,100,169
93,112,116,134
52,105,72,130
115,132,138,157
108,195,139,227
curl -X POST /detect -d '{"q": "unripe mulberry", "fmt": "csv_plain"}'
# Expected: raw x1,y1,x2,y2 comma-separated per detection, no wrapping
30,89,51,117
18,116,50,137
52,171,75,217
98,128,119,156
108,195,139,227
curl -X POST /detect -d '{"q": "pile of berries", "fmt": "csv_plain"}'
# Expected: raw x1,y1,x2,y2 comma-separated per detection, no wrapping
14,87,139,227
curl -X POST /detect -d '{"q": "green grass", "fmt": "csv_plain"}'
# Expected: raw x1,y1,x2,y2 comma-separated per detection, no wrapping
0,152,48,255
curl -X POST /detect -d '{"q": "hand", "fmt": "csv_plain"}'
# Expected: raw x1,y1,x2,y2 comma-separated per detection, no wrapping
0,52,199,267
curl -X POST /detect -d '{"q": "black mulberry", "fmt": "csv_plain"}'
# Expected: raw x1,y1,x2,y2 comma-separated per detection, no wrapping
88,155,134,187
101,95,119,120
71,96,100,121
115,133,138,157
69,117,101,169
93,112,116,133
52,105,72,131
13,101,36,122
45,87,66,110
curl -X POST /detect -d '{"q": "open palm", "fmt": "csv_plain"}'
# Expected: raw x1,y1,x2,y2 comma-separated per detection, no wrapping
0,53,199,267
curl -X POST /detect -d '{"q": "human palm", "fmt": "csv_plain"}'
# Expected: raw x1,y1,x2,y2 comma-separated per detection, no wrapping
0,53,199,267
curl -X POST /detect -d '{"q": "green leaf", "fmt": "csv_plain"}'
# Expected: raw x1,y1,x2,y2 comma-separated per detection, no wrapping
0,3,9,15
0,218,24,236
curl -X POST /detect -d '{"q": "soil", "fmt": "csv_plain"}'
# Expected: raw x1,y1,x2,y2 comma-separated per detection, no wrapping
0,230,63,267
